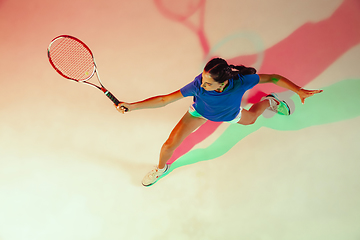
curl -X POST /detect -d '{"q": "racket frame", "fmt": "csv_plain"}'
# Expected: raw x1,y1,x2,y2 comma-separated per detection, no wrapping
47,35,125,109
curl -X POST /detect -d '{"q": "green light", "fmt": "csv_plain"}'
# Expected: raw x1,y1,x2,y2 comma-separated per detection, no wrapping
271,77,280,83
166,79,360,172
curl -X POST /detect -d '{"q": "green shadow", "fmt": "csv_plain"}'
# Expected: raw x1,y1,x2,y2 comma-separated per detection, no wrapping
160,79,360,178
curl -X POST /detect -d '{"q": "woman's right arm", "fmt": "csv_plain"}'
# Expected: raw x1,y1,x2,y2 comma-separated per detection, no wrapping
115,90,184,114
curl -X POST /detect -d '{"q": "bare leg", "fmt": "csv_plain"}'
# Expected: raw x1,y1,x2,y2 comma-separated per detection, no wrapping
158,112,207,168
238,99,270,125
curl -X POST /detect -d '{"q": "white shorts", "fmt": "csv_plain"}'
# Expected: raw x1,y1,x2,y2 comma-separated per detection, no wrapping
188,105,242,124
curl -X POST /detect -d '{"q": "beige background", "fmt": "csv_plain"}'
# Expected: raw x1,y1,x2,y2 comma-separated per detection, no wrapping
0,0,360,239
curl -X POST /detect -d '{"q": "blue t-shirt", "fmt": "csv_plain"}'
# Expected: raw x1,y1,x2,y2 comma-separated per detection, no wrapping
180,73,260,122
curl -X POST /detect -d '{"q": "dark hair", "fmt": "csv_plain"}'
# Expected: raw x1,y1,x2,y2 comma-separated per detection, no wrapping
204,58,257,83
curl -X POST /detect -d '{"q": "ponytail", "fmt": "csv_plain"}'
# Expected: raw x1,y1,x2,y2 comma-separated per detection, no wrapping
204,58,257,83
229,64,257,76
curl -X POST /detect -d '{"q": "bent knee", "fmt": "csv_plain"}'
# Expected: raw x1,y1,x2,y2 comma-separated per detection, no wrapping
238,119,256,125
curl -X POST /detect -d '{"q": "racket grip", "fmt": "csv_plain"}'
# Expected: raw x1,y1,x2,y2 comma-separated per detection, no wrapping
104,91,128,112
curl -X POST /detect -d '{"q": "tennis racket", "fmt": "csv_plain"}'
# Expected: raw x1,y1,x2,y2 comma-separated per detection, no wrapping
154,0,208,56
47,35,128,111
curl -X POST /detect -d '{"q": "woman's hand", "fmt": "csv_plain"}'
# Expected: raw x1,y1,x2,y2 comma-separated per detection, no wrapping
115,102,131,114
298,88,323,104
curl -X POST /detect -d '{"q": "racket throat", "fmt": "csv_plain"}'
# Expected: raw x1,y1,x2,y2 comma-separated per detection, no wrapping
101,87,108,94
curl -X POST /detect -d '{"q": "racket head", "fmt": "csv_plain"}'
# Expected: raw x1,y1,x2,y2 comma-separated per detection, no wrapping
47,35,96,82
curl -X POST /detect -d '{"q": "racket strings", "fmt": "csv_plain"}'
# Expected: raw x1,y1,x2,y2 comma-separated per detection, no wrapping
49,37,95,81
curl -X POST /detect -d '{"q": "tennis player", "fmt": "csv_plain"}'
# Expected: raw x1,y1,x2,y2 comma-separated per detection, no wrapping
116,58,322,186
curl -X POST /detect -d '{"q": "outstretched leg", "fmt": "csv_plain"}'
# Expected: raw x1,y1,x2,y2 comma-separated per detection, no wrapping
142,111,207,186
159,112,207,168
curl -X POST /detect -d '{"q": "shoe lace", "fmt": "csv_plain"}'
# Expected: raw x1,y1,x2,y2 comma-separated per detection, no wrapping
147,167,159,177
268,98,279,112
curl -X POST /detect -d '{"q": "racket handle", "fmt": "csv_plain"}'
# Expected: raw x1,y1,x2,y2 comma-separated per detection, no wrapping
104,90,128,112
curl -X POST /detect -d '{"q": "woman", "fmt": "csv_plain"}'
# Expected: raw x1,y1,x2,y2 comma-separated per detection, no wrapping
116,58,322,187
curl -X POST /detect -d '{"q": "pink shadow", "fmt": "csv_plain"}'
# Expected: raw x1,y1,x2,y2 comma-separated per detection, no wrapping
167,121,222,164
165,0,360,164
229,0,360,103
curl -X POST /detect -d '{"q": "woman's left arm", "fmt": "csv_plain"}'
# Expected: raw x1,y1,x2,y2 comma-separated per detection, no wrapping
258,74,323,104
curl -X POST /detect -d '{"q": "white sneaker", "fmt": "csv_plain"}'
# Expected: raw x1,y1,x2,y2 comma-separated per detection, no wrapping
262,93,291,115
142,164,169,187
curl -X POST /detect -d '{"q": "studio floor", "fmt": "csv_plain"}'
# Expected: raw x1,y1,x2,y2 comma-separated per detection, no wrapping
1,0,360,239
